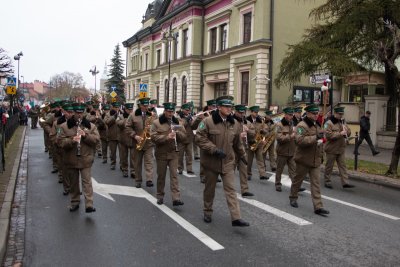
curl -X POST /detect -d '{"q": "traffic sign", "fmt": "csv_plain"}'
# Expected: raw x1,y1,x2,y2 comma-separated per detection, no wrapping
6,85,17,95
19,95,25,102
111,97,116,103
111,85,116,91
110,91,117,98
6,77,17,86
139,92,148,98
139,83,148,92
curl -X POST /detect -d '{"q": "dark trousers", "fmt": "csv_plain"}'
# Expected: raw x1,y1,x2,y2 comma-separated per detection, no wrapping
354,131,377,154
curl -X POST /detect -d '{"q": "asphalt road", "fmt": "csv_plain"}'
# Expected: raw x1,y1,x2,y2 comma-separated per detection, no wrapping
24,128,400,267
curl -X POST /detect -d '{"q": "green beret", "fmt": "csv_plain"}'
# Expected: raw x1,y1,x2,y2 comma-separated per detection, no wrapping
216,96,234,107
294,107,303,113
249,106,260,112
304,104,319,113
124,103,134,110
85,101,94,106
103,104,110,110
50,102,59,109
234,105,247,112
150,99,157,105
72,103,86,113
334,106,345,114
112,102,121,108
62,103,74,111
283,107,294,114
163,102,176,111
92,104,99,109
138,98,150,105
206,99,216,106
265,110,273,116
181,103,191,110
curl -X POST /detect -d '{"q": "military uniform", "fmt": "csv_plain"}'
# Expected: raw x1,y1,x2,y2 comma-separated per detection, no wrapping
289,105,328,215
98,105,109,163
195,96,249,226
263,110,277,171
150,103,186,205
28,106,39,129
104,103,120,169
275,108,296,192
57,103,100,212
125,98,155,187
324,107,354,189
117,103,135,177
246,106,268,180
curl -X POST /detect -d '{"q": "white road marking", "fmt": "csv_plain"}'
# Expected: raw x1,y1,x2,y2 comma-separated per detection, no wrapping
92,178,224,251
237,194,312,226
257,170,400,220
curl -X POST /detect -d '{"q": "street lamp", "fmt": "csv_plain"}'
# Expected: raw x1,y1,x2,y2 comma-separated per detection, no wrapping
89,66,99,95
162,22,178,102
13,51,23,112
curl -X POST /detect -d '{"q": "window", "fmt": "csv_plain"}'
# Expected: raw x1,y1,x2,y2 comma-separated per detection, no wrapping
220,24,227,51
243,12,252,44
173,37,178,60
181,76,187,103
293,86,322,104
156,49,161,67
214,82,227,98
210,28,217,54
164,79,169,102
139,56,142,71
145,54,148,71
172,77,178,103
349,85,368,102
156,86,160,103
182,29,188,58
241,72,249,105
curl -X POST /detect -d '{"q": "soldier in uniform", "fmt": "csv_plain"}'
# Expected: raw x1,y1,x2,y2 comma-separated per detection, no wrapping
289,104,329,216
324,107,355,189
117,103,135,178
275,107,305,192
148,99,158,117
177,102,202,175
233,104,254,197
263,110,277,172
28,105,39,129
125,98,155,187
86,103,103,158
150,102,186,205
58,103,100,213
246,106,269,180
105,102,120,170
98,104,109,163
195,96,250,227
49,101,66,183
44,102,61,169
292,106,303,127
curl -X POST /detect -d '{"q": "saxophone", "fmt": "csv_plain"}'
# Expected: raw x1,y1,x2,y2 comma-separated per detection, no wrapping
262,124,277,154
136,114,154,151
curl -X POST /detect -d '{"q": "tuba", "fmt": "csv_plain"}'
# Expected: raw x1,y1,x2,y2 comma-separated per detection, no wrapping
136,114,155,151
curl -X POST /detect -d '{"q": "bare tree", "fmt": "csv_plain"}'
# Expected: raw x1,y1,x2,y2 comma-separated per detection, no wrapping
49,72,89,100
0,48,13,77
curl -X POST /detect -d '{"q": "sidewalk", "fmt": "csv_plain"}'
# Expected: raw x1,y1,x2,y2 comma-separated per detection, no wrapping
0,126,26,264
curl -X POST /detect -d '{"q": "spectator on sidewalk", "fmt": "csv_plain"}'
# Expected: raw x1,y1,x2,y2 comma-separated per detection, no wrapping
354,111,380,156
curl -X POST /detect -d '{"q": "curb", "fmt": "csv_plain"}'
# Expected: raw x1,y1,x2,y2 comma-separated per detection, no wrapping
320,165,400,190
0,127,26,264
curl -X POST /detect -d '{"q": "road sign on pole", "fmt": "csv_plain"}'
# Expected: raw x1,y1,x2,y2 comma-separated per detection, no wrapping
139,83,148,98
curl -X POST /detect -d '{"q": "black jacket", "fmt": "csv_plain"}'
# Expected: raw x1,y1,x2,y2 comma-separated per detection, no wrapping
359,116,370,133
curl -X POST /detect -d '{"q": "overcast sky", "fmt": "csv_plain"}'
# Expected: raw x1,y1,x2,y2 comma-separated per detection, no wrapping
1,0,150,89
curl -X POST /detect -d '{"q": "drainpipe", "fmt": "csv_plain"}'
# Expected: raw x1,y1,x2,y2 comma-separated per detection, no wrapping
125,46,128,100
268,0,274,107
199,6,205,111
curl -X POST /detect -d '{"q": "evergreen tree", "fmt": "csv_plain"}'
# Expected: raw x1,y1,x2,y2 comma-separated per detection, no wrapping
106,44,125,101
275,0,400,176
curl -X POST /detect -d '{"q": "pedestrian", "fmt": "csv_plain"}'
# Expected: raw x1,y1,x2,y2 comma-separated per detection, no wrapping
289,104,329,216
150,102,186,206
117,102,135,178
246,105,269,180
323,107,356,189
354,111,380,156
125,97,156,187
275,107,305,192
58,102,100,213
195,95,250,227
232,104,254,197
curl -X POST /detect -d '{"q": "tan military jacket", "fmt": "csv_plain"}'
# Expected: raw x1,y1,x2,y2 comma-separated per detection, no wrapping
195,111,246,173
96,112,108,141
125,109,155,150
246,115,267,149
294,116,324,168
276,118,295,157
57,118,100,169
104,111,119,141
117,112,133,147
43,112,56,135
150,114,186,160
324,116,351,154
178,112,202,144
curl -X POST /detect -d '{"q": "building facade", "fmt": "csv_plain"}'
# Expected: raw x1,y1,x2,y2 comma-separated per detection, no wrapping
123,0,324,111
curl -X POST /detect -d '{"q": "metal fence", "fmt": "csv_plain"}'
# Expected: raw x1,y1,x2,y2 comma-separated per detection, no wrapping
385,100,398,132
1,114,20,172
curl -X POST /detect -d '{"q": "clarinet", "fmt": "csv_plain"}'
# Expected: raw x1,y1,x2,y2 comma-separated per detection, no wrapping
76,119,82,156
